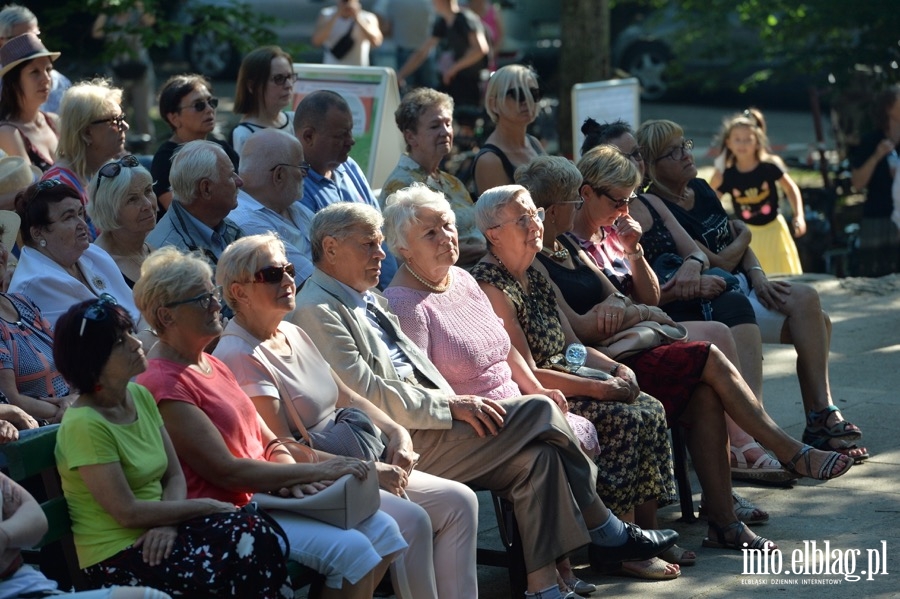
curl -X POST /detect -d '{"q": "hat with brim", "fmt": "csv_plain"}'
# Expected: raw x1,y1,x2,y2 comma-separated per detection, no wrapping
0,33,60,79
0,210,21,252
0,156,38,196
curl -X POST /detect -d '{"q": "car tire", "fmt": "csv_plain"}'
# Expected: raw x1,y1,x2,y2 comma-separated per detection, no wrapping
621,42,671,102
185,27,238,79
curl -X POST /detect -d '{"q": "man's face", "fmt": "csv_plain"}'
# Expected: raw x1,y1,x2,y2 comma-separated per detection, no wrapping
311,106,355,170
0,21,38,46
206,150,243,213
324,225,385,292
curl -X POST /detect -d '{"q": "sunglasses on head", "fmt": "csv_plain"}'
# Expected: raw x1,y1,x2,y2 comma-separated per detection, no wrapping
179,97,219,112
80,293,118,336
505,87,542,103
96,155,141,188
253,263,295,284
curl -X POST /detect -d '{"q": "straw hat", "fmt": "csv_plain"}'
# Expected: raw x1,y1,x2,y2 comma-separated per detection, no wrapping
0,33,60,79
0,210,20,252
0,156,37,196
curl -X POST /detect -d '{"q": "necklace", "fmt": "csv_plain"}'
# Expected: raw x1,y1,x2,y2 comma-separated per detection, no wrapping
540,241,570,262
405,263,452,293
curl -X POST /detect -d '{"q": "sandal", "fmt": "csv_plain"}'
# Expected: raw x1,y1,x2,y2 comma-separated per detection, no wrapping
702,521,776,551
781,444,853,481
615,557,681,580
730,442,796,484
699,492,769,524
658,544,697,566
803,406,862,443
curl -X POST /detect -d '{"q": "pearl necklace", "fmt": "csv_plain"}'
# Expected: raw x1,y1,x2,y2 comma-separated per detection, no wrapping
540,242,570,262
405,263,452,293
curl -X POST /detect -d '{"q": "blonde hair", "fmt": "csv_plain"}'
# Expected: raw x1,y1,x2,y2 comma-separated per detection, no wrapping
216,233,287,312
635,119,685,199
382,183,455,257
57,79,123,181
484,64,538,123
133,246,214,332
577,145,641,194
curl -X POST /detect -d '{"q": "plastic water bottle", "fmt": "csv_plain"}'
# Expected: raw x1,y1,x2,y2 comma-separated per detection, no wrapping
565,343,587,371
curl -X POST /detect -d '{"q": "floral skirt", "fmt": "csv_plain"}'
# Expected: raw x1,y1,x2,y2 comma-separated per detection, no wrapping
83,512,293,598
567,392,675,515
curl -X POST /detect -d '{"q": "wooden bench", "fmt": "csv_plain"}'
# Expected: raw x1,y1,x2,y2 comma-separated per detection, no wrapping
0,425,319,595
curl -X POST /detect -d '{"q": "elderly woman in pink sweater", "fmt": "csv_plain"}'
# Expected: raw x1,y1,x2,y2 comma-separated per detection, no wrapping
383,183,599,596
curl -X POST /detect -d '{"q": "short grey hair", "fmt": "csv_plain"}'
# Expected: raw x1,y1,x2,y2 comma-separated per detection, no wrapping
0,4,36,40
133,246,214,332
170,140,224,205
87,160,154,231
216,233,286,312
310,202,383,263
475,184,530,234
382,183,455,257
395,88,453,152
515,155,582,211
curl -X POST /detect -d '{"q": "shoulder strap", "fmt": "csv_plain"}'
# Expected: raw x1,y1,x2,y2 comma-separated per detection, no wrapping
475,144,517,182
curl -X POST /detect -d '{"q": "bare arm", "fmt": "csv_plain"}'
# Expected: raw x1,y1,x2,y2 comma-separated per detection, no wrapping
0,474,47,550
778,171,806,237
311,11,339,47
0,369,76,423
443,29,488,84
851,138,896,191
356,12,383,47
0,127,29,162
474,151,513,195
397,37,439,81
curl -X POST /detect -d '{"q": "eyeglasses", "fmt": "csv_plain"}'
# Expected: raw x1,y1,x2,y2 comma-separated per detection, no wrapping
271,73,296,86
654,139,694,162
179,97,219,112
505,87,542,103
594,189,638,209
489,207,545,230
556,197,584,210
253,263,295,284
79,293,118,336
622,146,644,162
165,286,223,310
91,113,128,131
270,162,310,177
96,155,141,188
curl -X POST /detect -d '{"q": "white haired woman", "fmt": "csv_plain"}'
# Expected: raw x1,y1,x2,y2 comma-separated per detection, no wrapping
132,247,407,599
213,233,478,599
89,155,157,287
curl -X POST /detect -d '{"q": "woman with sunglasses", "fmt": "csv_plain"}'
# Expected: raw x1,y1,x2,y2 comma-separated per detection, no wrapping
133,246,407,599
471,64,544,197
213,233,478,599
575,119,798,484
8,180,141,327
380,87,485,268
89,155,156,288
637,118,868,464
231,46,296,156
0,33,60,174
151,74,238,217
52,297,292,597
40,79,130,239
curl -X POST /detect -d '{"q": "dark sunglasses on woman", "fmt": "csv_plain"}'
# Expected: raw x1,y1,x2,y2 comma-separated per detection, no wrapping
254,263,295,284
180,97,220,113
505,87,542,103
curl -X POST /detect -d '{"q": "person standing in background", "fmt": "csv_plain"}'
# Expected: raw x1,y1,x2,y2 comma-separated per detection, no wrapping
464,0,503,70
312,0,384,67
373,0,436,89
0,4,70,114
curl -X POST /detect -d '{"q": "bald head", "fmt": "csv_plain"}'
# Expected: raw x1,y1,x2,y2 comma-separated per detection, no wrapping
239,128,305,210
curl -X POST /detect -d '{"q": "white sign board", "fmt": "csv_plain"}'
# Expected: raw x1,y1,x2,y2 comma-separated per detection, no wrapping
571,78,641,161
292,64,403,189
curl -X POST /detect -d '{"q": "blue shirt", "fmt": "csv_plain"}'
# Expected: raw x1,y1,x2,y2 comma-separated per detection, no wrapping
146,200,242,265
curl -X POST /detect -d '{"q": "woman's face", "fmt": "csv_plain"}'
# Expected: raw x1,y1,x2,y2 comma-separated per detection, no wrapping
241,245,296,316
580,182,635,228
498,80,539,124
551,191,583,234
400,207,459,274
491,193,544,257
87,101,129,160
102,329,147,381
115,176,158,237
407,104,453,165
263,56,294,113
169,85,216,138
18,57,52,105
609,132,646,178
167,280,224,339
652,135,698,187
36,197,91,265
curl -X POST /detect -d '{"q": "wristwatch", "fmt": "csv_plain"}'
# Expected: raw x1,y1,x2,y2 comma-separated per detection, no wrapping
685,255,704,266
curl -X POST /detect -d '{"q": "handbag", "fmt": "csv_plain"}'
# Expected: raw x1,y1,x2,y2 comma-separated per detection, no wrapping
329,22,356,59
308,408,386,462
251,460,380,529
598,321,689,360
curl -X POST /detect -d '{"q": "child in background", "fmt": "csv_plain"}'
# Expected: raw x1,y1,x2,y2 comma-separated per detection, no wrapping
710,109,806,276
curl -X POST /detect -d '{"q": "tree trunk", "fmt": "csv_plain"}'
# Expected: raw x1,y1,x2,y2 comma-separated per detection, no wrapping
558,0,610,157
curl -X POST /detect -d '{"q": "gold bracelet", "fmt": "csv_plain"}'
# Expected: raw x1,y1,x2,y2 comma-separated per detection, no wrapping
625,245,644,260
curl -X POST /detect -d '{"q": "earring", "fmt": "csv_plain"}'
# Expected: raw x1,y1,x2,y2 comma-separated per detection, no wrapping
39,239,47,248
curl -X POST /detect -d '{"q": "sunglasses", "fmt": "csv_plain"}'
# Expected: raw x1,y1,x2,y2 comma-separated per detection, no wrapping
96,155,141,188
91,113,127,131
271,73,296,86
253,263,295,284
270,162,310,177
165,286,223,310
79,293,118,336
505,87,542,103
179,97,219,112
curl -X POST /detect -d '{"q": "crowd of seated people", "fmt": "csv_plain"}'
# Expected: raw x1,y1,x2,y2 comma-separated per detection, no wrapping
0,17,864,598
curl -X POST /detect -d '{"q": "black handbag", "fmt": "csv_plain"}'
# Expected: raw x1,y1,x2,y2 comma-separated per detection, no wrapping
329,23,356,59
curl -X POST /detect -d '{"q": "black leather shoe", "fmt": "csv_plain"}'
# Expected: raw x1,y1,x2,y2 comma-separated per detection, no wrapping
589,522,678,568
